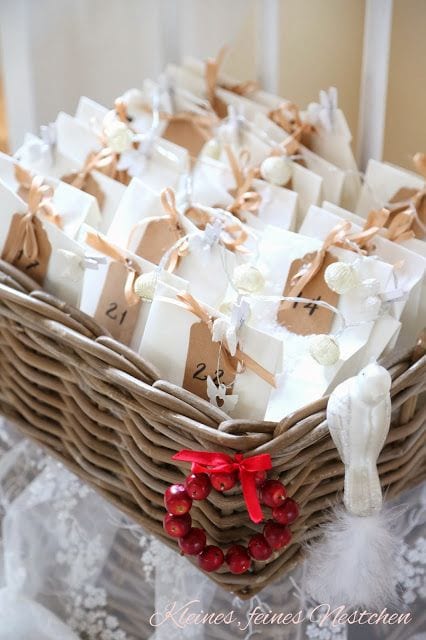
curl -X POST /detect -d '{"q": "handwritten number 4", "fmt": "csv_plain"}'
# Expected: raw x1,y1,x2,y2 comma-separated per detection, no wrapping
292,295,321,316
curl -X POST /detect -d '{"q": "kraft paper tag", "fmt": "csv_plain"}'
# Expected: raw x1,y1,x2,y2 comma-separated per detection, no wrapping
2,213,51,284
182,321,237,402
94,261,141,345
162,119,208,158
62,171,106,211
389,187,426,238
277,251,338,335
135,217,181,265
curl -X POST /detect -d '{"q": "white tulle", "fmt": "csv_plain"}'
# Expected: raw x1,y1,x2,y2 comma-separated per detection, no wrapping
0,418,423,640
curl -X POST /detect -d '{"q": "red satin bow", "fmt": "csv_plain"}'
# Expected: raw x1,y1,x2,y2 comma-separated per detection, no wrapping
172,450,272,524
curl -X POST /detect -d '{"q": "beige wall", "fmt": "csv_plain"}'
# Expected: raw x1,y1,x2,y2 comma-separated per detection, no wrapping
384,0,426,169
278,0,366,149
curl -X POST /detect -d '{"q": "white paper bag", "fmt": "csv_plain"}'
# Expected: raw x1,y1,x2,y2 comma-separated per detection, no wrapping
192,156,298,231
56,111,189,194
15,129,123,235
216,126,323,224
80,226,188,350
303,92,361,209
0,179,86,306
356,159,426,240
139,292,283,420
318,202,425,350
0,151,101,239
250,226,394,418
253,112,345,208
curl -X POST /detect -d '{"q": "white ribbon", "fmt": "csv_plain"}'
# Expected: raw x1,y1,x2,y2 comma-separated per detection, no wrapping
306,87,338,132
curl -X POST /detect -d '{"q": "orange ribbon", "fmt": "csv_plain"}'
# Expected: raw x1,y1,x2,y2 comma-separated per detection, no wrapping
205,47,258,117
85,231,141,306
386,210,416,243
224,145,261,221
205,47,231,119
269,101,315,152
159,188,190,272
14,165,62,228
175,291,276,388
2,176,56,264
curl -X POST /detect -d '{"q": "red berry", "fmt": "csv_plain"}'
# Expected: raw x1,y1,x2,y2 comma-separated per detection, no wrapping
225,545,252,574
260,479,287,507
198,545,224,572
179,527,206,555
164,484,192,515
185,473,211,500
254,470,267,487
263,520,292,550
248,533,272,561
210,471,237,492
163,513,191,538
272,498,299,525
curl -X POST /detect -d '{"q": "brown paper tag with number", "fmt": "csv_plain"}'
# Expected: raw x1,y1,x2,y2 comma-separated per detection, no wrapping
162,119,208,159
182,321,238,402
277,251,338,335
94,261,141,345
389,187,426,238
135,217,181,265
2,213,51,284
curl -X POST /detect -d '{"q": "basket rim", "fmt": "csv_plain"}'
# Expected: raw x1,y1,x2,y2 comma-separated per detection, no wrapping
0,259,424,448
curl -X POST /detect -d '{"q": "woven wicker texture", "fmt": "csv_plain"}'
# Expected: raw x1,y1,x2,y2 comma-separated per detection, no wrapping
0,259,424,597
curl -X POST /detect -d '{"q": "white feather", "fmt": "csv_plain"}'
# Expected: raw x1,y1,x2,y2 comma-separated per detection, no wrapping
305,505,400,609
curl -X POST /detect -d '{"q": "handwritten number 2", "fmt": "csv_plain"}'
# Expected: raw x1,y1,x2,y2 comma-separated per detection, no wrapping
193,364,224,383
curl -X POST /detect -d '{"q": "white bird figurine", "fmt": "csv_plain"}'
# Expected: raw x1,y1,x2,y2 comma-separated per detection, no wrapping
305,362,400,609
327,362,392,516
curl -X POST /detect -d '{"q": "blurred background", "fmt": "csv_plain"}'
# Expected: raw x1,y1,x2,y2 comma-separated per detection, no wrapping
0,0,425,169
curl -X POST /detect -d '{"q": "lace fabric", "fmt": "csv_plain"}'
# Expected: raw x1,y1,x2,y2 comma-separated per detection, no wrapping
0,418,423,640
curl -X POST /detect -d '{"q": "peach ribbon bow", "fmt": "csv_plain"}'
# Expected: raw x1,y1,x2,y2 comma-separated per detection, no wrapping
85,231,141,306
224,145,261,221
14,165,62,228
361,207,416,245
269,101,315,154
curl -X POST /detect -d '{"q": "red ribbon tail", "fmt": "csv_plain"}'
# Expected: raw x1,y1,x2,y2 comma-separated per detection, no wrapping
240,469,263,524
172,450,232,466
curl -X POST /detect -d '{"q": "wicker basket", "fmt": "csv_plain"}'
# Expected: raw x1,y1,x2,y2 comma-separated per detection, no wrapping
0,258,424,598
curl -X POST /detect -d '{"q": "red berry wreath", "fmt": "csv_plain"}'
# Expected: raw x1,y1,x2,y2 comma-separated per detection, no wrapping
163,450,299,575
